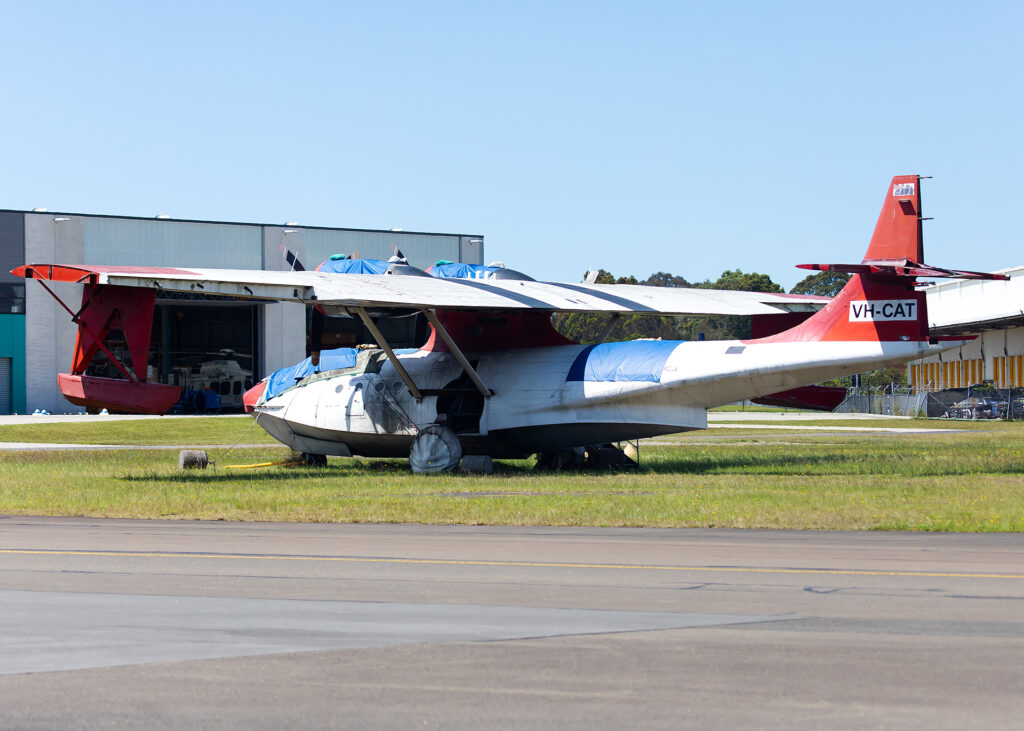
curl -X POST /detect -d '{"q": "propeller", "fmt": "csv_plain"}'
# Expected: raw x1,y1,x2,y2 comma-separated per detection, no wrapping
279,244,305,272
387,245,409,265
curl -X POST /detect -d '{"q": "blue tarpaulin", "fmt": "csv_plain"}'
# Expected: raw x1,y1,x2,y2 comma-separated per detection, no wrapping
429,262,500,279
317,258,390,275
315,258,504,279
264,347,359,400
566,341,683,383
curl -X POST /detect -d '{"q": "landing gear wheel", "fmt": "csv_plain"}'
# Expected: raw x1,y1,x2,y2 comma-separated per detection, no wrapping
302,452,328,467
409,425,462,473
535,448,586,470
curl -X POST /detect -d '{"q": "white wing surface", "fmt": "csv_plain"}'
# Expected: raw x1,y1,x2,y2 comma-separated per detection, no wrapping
13,264,824,316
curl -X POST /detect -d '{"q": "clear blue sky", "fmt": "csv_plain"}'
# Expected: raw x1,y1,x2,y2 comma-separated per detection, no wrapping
1,1,1019,289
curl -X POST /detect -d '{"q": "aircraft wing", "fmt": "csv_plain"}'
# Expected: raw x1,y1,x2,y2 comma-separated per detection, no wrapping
12,264,824,316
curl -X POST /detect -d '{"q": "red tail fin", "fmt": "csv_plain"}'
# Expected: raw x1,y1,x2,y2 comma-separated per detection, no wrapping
865,174,923,263
754,175,1005,345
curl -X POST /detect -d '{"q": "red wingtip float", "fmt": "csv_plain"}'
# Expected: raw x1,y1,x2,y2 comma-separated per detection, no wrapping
13,266,185,414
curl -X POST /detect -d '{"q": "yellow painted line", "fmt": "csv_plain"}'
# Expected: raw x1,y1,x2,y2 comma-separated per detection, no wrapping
1,548,1021,580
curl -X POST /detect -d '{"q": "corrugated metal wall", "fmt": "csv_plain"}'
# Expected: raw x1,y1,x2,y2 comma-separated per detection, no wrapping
80,218,472,272
302,229,462,270
84,218,263,269
993,355,1024,387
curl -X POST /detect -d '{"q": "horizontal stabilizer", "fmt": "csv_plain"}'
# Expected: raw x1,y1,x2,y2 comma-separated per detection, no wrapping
797,261,1008,281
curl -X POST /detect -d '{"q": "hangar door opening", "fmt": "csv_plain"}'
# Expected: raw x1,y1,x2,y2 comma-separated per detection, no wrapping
152,303,258,412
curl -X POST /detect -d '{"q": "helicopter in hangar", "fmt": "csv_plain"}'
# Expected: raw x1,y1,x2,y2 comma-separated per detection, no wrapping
13,175,1005,471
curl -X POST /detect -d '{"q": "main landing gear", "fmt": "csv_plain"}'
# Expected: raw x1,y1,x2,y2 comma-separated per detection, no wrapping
409,424,463,474
535,443,638,471
300,452,328,467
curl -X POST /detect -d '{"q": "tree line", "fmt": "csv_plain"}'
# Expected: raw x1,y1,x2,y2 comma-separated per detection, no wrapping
552,268,850,343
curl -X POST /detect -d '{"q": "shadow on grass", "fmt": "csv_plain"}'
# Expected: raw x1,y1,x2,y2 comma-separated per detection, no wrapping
643,453,843,475
118,458,538,483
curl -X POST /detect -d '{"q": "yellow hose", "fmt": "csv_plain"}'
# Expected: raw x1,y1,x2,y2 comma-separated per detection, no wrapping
223,459,306,470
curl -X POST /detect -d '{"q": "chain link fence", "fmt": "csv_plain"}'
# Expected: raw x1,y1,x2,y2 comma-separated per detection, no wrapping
836,384,1024,419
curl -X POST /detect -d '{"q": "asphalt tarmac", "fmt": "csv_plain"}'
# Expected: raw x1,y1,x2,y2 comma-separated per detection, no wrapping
1,517,1022,729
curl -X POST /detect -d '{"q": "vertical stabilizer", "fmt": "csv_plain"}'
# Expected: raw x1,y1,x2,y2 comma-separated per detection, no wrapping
865,174,923,263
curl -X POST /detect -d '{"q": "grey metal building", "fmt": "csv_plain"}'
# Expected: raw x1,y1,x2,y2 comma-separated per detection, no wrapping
0,209,483,414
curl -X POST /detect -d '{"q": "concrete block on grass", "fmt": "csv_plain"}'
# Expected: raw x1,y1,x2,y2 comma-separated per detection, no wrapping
460,455,493,474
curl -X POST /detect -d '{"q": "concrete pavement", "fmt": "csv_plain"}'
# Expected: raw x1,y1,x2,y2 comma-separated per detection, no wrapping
0,517,1021,729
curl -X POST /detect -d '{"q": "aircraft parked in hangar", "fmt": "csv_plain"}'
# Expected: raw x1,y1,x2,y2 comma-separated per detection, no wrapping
13,176,1006,471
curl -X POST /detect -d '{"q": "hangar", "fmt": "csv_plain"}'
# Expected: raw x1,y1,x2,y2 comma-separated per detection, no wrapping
911,266,1024,391
0,209,483,414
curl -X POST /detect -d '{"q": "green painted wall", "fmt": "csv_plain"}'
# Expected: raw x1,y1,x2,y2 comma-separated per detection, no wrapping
0,314,26,413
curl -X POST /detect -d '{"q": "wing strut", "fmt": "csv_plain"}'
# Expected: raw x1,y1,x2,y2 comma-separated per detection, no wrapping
596,313,621,344
422,309,492,399
351,307,424,402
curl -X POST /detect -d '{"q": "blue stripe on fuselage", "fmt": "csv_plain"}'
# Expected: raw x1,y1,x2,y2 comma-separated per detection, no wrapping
566,340,683,382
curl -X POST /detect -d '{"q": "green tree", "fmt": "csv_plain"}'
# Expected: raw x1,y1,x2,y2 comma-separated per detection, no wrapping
680,269,785,339
790,270,851,297
551,311,611,343
644,271,691,288
553,268,782,343
702,269,783,293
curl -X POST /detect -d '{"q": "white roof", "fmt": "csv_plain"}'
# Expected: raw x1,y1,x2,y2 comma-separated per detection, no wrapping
926,265,1024,330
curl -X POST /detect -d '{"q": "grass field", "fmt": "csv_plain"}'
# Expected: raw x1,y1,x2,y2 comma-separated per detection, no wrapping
0,417,278,446
1,416,1022,531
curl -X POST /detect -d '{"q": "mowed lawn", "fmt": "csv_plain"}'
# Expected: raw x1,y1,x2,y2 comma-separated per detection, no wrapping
0,416,1022,531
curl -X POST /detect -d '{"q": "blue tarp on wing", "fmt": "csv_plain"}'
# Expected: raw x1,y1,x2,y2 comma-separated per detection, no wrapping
264,347,359,400
317,258,390,275
429,262,499,279
566,341,683,383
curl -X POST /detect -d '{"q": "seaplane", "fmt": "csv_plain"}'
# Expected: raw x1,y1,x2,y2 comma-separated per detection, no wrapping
13,176,1006,471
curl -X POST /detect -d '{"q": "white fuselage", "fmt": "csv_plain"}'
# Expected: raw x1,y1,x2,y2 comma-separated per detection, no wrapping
251,337,959,458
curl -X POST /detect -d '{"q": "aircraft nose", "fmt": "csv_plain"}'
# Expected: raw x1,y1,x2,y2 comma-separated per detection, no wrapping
242,380,266,413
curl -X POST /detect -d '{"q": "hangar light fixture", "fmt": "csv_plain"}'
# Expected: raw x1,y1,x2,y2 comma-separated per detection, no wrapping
53,217,71,222
282,229,299,234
